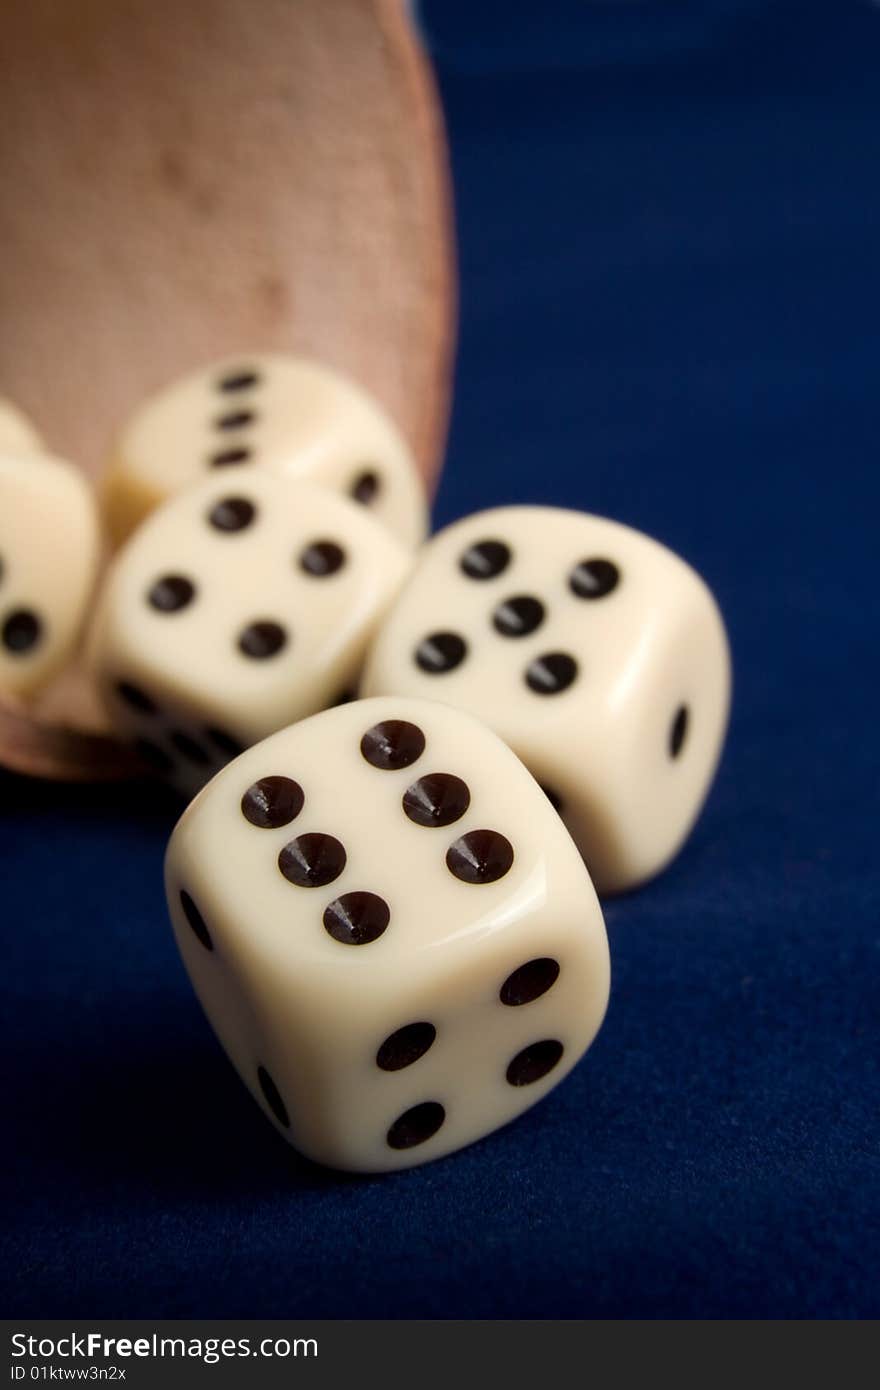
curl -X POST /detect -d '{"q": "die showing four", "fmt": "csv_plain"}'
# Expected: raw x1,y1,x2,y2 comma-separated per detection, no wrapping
164,697,610,1173
362,505,731,894
100,354,428,549
89,474,412,797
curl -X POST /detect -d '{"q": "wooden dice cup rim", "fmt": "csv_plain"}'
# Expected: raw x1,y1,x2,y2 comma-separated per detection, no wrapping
0,0,455,782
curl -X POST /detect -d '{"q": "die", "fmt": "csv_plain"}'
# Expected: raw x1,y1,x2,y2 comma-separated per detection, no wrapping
0,398,42,455
165,696,610,1172
0,450,101,698
89,473,412,795
362,507,731,893
101,354,428,549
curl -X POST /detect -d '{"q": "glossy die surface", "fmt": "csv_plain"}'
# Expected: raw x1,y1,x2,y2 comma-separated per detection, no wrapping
165,696,610,1172
362,506,731,893
90,475,410,795
101,354,428,548
0,451,101,697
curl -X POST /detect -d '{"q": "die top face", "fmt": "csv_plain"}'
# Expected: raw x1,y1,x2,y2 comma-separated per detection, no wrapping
91,475,412,748
166,696,605,995
0,451,101,696
361,506,731,892
0,399,42,456
103,354,428,549
364,505,725,731
165,696,610,1171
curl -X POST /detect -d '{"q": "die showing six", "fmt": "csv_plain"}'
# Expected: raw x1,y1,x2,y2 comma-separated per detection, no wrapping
164,697,611,1173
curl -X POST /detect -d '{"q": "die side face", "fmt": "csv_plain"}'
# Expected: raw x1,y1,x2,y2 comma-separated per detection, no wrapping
0,400,43,456
103,355,428,549
588,589,731,888
361,506,731,893
90,476,411,796
165,697,610,1172
0,452,101,697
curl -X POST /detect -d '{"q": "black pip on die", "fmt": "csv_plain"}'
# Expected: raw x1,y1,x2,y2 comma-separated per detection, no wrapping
89,474,411,795
363,506,731,893
0,449,101,699
164,697,610,1172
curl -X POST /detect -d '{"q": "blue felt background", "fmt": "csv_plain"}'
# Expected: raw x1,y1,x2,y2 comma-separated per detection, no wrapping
3,1,878,1318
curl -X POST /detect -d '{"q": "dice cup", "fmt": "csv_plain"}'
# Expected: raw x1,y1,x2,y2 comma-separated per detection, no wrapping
0,0,455,780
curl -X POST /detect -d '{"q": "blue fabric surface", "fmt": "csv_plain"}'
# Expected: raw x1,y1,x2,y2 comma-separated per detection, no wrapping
3,2,878,1318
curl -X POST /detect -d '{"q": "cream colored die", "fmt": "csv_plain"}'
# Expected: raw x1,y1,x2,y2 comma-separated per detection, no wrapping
101,354,428,549
90,474,411,795
362,507,731,894
165,696,610,1172
0,398,43,455
0,451,101,698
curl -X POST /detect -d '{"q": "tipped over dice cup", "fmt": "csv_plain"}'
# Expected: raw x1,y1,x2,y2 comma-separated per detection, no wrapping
165,697,610,1172
363,506,731,894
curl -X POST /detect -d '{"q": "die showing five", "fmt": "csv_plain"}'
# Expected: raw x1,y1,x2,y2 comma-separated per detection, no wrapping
362,505,731,894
